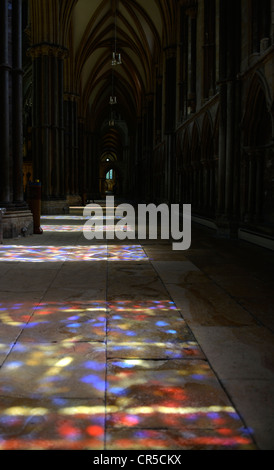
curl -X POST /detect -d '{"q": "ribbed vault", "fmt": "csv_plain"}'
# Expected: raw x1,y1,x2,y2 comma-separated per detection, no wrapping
68,0,171,126
62,0,176,176
25,0,178,197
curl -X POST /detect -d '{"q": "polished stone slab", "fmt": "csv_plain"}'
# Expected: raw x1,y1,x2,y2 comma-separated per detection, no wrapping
0,397,105,450
106,358,255,449
107,314,203,359
108,299,182,318
0,342,106,399
106,427,255,450
19,311,107,344
1,222,273,450
107,263,168,301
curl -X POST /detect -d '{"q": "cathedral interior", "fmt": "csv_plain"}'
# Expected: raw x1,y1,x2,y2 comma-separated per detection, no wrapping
0,0,274,452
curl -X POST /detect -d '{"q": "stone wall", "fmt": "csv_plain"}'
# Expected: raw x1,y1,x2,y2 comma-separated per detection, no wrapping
2,210,33,239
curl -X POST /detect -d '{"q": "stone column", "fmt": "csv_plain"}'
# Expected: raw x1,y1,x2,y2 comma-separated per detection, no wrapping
59,58,65,198
217,81,226,217
217,0,227,219
29,44,68,214
12,0,25,206
217,0,241,237
164,46,177,203
0,0,33,238
64,93,80,205
186,7,197,113
247,156,255,222
0,0,11,205
78,117,86,203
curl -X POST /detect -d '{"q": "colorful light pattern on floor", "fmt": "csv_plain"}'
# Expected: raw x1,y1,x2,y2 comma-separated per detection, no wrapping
106,359,254,449
0,215,256,450
0,297,255,450
0,245,148,262
41,216,122,220
42,225,83,232
41,225,134,234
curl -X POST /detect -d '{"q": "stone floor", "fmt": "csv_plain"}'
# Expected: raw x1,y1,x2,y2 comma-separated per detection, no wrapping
0,211,273,451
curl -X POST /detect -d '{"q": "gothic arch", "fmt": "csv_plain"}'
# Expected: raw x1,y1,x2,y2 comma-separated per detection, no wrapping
201,112,214,162
190,121,201,164
201,112,217,216
181,129,192,205
241,72,274,227
213,106,220,158
182,129,191,168
242,72,273,147
190,121,202,210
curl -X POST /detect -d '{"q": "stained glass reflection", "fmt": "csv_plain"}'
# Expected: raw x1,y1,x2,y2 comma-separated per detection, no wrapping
41,215,123,221
108,246,147,261
0,398,105,450
107,313,202,359
42,225,83,232
19,301,107,343
0,296,256,450
41,225,133,233
106,360,255,450
0,342,106,398
0,245,148,262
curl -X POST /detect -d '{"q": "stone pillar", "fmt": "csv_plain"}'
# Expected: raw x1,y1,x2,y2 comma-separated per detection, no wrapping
247,156,255,222
217,0,227,219
255,153,264,222
217,0,241,237
29,44,68,214
0,0,33,238
164,46,177,203
12,0,24,206
186,7,197,113
64,93,81,206
245,149,264,224
78,117,86,203
58,57,65,198
0,0,11,205
155,77,162,144
164,47,177,135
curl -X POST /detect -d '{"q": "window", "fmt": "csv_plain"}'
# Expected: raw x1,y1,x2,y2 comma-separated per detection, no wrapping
106,169,113,180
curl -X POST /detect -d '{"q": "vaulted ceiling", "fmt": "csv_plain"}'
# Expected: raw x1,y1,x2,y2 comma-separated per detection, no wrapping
26,0,178,156
67,0,176,130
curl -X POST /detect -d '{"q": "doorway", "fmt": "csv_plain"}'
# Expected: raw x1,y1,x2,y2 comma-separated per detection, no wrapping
99,154,119,196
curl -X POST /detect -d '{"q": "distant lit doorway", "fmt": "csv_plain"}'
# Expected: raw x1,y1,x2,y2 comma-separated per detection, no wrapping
99,154,119,196
105,168,116,194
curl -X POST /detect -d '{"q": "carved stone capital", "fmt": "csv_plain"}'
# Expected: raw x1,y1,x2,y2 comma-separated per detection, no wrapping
27,43,69,60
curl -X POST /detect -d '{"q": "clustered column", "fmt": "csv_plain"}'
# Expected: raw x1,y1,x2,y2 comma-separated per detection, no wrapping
186,7,197,113
29,44,67,210
64,93,79,200
217,0,241,235
0,0,25,208
164,46,177,203
0,0,10,206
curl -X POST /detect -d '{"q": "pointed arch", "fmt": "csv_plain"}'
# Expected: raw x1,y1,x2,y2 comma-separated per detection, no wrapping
201,112,214,162
242,72,273,147
191,121,201,163
241,72,274,228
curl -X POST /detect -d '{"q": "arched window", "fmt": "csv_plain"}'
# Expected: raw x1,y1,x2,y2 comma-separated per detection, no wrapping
106,169,113,180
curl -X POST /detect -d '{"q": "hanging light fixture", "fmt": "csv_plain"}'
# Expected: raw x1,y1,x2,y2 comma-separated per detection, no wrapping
111,4,122,66
109,69,116,126
109,1,121,126
109,67,117,107
109,95,117,105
